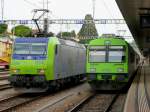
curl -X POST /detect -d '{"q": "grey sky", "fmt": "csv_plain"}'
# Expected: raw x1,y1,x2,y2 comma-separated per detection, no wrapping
1,0,134,42
2,0,123,19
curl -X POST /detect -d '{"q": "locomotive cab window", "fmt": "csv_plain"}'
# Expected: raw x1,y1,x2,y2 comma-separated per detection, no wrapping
14,43,47,55
108,46,125,62
31,43,47,55
14,43,30,54
89,46,106,62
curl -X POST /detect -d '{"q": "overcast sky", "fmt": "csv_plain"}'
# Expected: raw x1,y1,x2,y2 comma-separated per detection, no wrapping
0,0,134,41
2,0,123,19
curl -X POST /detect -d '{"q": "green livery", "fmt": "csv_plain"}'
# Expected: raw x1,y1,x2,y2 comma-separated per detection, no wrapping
9,37,86,92
86,37,140,90
10,37,58,80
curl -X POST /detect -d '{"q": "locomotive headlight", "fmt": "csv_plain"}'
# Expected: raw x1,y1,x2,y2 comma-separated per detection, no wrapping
38,69,45,74
90,68,96,72
11,69,20,73
117,68,124,72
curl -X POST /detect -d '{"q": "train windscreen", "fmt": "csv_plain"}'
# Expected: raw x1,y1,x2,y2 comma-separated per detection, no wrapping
89,46,106,62
108,46,125,62
88,46,125,63
14,43,47,55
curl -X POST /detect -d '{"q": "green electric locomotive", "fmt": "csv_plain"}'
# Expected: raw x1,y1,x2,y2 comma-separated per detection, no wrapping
86,37,141,90
9,37,86,92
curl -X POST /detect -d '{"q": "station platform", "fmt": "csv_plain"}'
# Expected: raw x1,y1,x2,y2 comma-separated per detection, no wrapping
124,62,150,112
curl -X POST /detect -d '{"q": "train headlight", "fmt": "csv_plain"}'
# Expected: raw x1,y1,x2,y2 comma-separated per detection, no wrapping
38,69,45,74
11,69,20,73
90,68,96,72
117,68,124,72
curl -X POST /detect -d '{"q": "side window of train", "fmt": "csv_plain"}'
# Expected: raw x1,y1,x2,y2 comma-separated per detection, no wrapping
55,45,58,55
121,46,126,62
122,56,125,62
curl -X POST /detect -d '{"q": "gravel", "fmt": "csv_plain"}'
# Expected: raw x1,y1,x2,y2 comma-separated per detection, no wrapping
110,94,126,112
77,94,115,112
14,83,92,112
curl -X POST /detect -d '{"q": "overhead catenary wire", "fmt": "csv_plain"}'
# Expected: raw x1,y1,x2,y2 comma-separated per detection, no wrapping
42,0,45,19
23,0,41,9
101,0,119,33
46,0,51,18
100,0,129,39
42,0,51,18
100,0,114,19
99,0,115,36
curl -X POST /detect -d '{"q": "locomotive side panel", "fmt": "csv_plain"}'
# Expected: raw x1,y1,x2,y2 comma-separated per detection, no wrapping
54,44,86,79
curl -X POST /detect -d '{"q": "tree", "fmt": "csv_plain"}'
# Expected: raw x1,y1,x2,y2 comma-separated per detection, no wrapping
71,30,76,37
78,14,98,41
57,30,76,38
12,25,32,37
47,32,55,37
0,24,8,35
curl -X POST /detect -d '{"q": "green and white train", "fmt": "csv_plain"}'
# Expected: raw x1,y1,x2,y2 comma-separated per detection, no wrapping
86,37,142,90
9,36,142,92
9,37,86,92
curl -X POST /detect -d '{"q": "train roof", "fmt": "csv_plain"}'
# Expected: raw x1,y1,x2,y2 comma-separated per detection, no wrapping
14,37,85,49
14,37,49,43
58,38,85,48
89,37,128,46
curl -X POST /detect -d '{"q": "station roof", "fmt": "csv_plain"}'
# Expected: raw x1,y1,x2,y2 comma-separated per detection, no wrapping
115,0,150,53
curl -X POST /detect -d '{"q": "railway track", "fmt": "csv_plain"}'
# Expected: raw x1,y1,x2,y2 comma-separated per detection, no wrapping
0,84,91,112
104,94,120,112
0,70,11,90
0,70,9,81
0,82,125,112
0,84,12,91
35,93,75,112
0,70,9,74
67,93,120,112
0,75,9,80
66,93,94,112
11,83,91,112
33,90,122,112
0,93,44,112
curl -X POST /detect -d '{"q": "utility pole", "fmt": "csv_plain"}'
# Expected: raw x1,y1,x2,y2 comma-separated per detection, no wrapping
43,0,45,9
1,0,4,20
40,0,50,18
43,0,45,19
46,0,48,18
92,0,96,19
